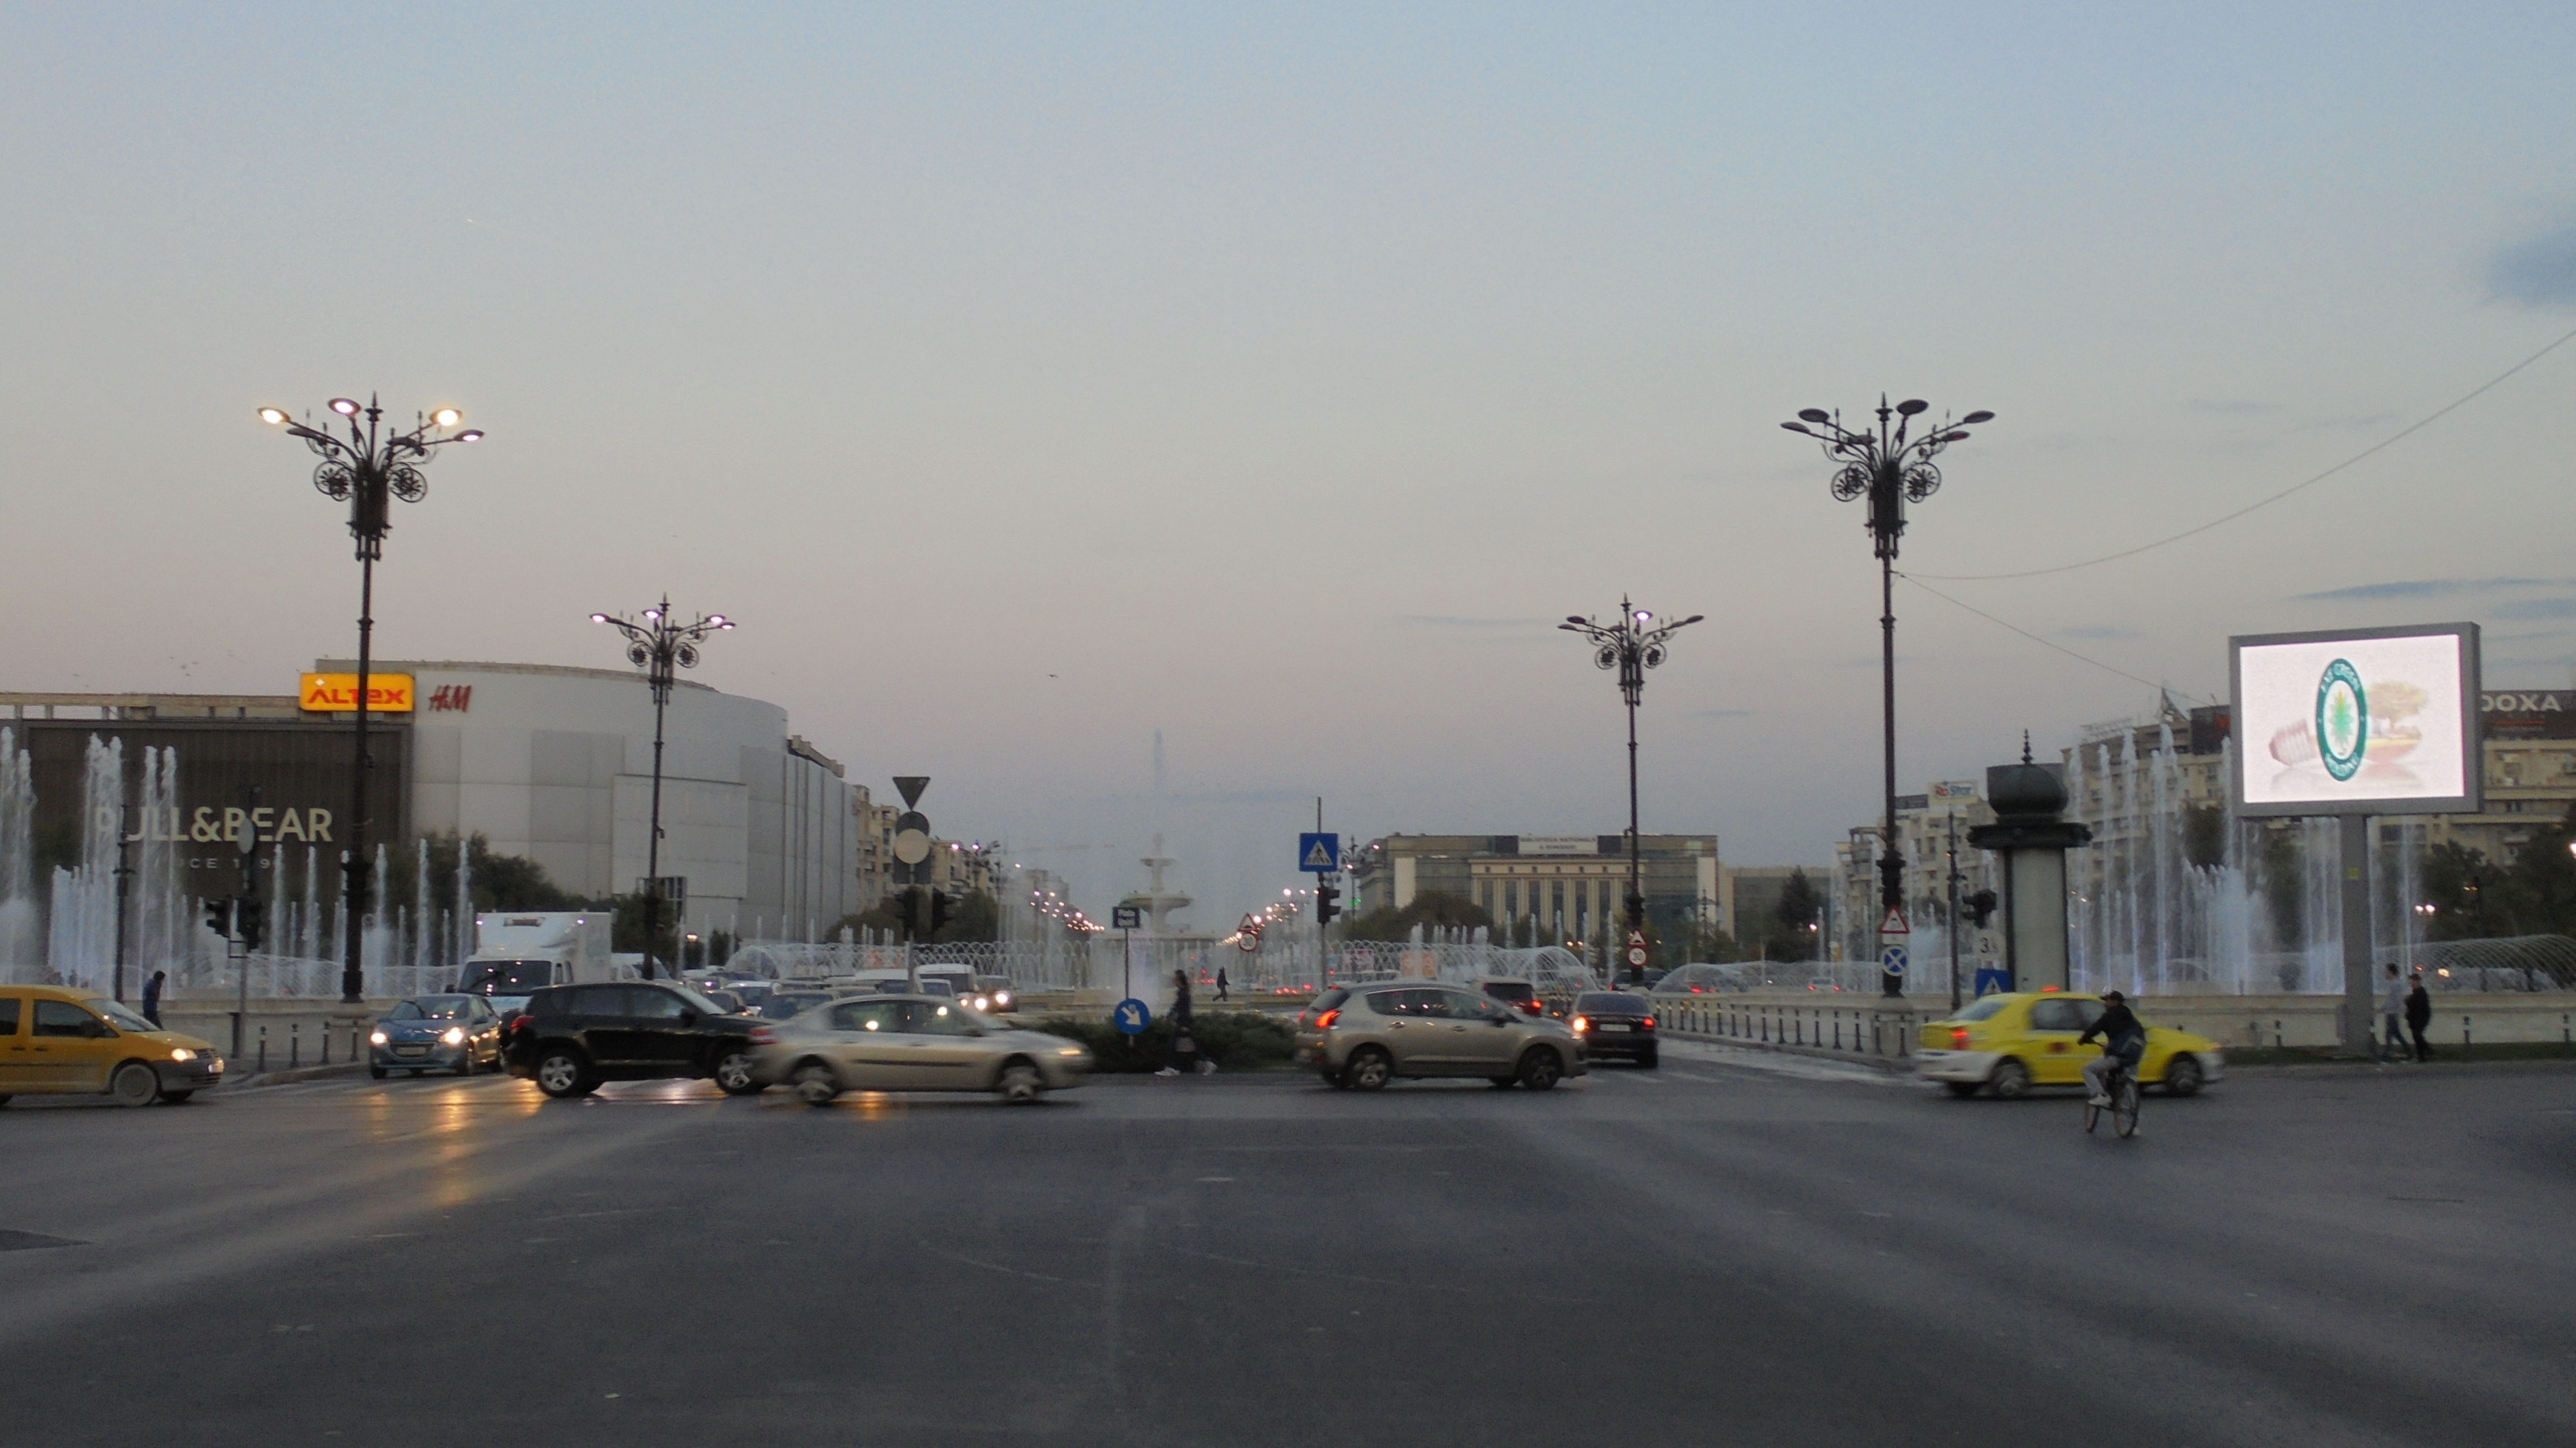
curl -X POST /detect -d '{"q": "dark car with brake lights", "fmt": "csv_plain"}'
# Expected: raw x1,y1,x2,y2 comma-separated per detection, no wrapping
1570,991,1657,1068
502,981,764,1098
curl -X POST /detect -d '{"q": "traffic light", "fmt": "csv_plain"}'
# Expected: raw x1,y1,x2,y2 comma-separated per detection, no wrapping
894,886,924,938
236,898,266,954
1316,881,1341,926
930,890,954,934
1966,890,1999,928
202,895,232,937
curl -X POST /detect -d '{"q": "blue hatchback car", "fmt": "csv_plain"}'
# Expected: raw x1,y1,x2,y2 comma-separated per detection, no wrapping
370,994,504,1078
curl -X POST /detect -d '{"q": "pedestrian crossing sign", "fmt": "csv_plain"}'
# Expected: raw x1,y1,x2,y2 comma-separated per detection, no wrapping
1300,832,1339,874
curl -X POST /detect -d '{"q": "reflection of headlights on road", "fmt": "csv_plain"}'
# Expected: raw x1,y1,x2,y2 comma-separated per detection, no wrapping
369,1030,388,1046
169,1048,195,1062
442,1027,466,1045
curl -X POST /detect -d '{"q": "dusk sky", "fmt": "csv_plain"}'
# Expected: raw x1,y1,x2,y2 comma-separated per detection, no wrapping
6,4,2574,926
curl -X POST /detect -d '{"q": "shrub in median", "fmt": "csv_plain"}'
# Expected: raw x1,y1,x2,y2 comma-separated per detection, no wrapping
1030,1010,1297,1072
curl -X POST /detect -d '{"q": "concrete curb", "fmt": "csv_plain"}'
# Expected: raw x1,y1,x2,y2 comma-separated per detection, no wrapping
228,1063,370,1090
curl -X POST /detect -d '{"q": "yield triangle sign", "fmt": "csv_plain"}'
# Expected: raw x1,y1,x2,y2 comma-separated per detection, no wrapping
1240,914,1264,934
892,776,930,808
1303,840,1335,870
1879,906,1910,936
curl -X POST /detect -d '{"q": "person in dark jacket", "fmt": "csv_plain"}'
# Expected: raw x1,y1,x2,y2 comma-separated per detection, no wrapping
1158,970,1198,1076
2405,971,2434,1062
142,970,166,1028
2079,990,2147,1106
1215,966,1229,1002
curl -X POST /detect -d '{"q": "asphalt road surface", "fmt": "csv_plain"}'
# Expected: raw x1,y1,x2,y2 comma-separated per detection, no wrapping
7,1042,2572,1448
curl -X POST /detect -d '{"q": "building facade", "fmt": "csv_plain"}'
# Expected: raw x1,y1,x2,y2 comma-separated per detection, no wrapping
1349,833,1732,944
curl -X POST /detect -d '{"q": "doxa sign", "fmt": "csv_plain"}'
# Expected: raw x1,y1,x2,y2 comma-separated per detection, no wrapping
300,674,416,712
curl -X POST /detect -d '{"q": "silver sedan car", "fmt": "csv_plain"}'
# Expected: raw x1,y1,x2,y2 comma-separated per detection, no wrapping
748,994,1092,1105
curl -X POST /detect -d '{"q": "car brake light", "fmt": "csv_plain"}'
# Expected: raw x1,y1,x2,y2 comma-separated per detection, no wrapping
749,1026,776,1045
1640,1017,1655,1031
1314,1009,1339,1030
1950,1026,1970,1050
1572,1016,1589,1032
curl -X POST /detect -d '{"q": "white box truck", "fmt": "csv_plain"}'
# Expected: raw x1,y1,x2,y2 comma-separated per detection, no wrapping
456,912,613,1016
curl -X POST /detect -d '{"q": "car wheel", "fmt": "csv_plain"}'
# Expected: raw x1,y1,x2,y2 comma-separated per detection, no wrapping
160,1090,194,1104
2163,1054,2204,1098
712,1048,763,1096
0,1095,12,1106
1516,1047,1564,1092
535,1049,592,1100
456,1054,476,1078
1988,1058,2031,1100
1344,1046,1392,1092
997,1060,1045,1105
369,1066,387,1080
791,1062,840,1106
1488,1076,1518,1088
1943,1082,1979,1098
110,1061,160,1108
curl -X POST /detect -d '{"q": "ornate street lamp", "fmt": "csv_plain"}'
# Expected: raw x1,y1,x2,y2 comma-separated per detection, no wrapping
1782,395,1990,996
592,598,732,980
1560,598,1702,983
261,396,481,1003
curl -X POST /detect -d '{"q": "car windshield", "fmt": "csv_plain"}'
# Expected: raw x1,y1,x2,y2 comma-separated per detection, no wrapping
1956,996,2010,1022
90,998,157,1032
1576,992,1648,1015
666,984,728,1015
758,994,830,1020
389,997,475,1020
460,962,552,995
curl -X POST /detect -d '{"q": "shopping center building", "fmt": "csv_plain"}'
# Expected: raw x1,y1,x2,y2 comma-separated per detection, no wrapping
2,658,869,938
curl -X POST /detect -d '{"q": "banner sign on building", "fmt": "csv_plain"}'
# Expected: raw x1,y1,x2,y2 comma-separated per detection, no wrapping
300,673,416,713
2480,690,2576,740
1514,835,1599,856
2230,622,2480,817
1927,780,1978,802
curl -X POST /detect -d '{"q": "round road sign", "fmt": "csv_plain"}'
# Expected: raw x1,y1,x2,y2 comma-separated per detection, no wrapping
1112,998,1151,1035
1626,946,1648,968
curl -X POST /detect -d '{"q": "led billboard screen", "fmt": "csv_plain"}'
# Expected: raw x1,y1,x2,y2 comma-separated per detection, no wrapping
2230,622,2480,816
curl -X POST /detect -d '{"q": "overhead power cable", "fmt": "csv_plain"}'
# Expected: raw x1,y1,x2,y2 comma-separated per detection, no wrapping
1911,320,2576,582
1896,570,2213,704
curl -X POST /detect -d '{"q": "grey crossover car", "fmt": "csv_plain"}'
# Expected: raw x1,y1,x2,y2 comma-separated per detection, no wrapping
748,994,1092,1104
1296,983,1586,1090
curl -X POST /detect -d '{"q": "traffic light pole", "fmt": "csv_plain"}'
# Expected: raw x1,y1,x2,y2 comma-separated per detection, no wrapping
1946,814,1962,1014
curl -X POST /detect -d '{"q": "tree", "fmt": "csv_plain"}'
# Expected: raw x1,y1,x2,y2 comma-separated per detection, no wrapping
2258,826,2306,951
383,832,582,914
609,891,680,963
839,889,1000,943
1768,868,1822,962
1336,889,1495,942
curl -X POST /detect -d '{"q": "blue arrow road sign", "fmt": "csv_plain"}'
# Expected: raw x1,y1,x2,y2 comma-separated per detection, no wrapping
1112,998,1152,1036
1300,832,1339,874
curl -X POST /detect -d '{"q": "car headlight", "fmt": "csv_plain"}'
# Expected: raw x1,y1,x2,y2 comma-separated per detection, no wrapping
442,1027,467,1045
996,992,1012,1004
169,1048,195,1062
1057,1047,1086,1057
369,1030,388,1046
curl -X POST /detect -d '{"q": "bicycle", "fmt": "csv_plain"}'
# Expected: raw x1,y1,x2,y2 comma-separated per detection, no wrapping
2084,1058,2142,1138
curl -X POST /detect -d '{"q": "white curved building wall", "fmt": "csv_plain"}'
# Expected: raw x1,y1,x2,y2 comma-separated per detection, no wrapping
324,660,858,936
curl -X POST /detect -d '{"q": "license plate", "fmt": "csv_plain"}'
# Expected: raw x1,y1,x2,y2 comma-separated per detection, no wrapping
1597,1024,1632,1032
395,1045,428,1056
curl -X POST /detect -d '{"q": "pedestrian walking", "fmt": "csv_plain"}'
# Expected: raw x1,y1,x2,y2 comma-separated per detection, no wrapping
142,969,166,1028
1158,970,1197,1077
2405,970,2434,1062
2378,962,2407,1062
1215,966,1229,1002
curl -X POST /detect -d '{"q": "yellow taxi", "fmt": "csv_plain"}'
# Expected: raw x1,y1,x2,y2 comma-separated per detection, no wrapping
0,984,227,1107
1914,990,2222,1100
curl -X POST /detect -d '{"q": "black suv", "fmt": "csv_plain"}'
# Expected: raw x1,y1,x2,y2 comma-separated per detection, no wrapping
503,982,764,1098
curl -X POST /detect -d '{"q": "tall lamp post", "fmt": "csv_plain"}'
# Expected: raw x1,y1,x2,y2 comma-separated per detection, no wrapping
1560,598,1702,982
592,598,732,980
261,397,481,1004
1782,396,1991,997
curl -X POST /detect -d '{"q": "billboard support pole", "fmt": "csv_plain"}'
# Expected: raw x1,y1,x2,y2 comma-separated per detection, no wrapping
2339,813,2375,1058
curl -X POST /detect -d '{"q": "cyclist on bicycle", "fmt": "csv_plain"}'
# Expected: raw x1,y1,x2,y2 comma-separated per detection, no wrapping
2079,990,2146,1108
